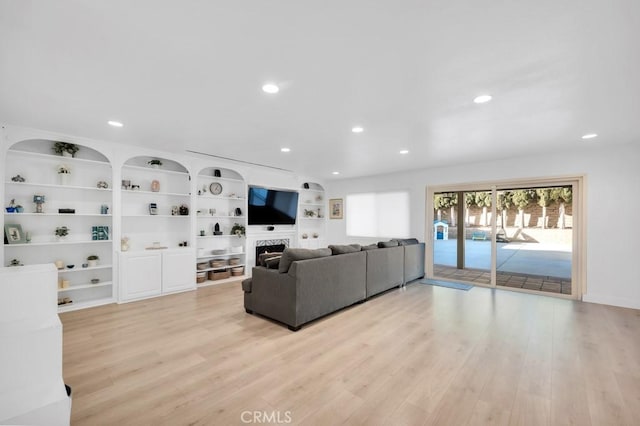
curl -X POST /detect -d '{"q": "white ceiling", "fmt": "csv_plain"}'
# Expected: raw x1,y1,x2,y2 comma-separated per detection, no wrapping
1,0,639,179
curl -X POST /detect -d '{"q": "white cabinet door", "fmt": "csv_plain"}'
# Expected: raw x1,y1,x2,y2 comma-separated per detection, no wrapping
162,249,195,294
119,252,162,301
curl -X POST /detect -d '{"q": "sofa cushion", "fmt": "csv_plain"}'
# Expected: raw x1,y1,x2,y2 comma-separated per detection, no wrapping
398,238,419,246
265,256,281,269
361,243,379,251
328,244,362,255
278,248,333,273
241,278,252,292
378,240,399,248
258,251,283,266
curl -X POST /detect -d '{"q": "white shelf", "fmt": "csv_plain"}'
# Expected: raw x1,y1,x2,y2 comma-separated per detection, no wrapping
197,252,245,260
300,202,323,206
57,264,112,273
7,149,111,167
197,175,244,183
122,164,189,177
5,240,112,247
122,189,190,197
197,215,245,219
197,275,246,287
5,181,113,191
58,281,112,292
197,194,245,201
123,214,190,218
197,235,245,239
300,217,325,220
57,297,114,313
196,263,245,273
4,212,112,217
301,188,324,193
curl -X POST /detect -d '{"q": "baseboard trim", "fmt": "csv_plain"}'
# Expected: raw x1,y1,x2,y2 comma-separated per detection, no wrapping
582,293,640,310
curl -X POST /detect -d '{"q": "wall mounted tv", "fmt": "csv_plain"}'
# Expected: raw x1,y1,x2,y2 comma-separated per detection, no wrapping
248,186,299,225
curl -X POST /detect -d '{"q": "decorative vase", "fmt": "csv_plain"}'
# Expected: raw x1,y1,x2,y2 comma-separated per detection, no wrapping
88,260,98,268
121,240,129,251
151,180,160,192
62,151,73,158
59,173,69,185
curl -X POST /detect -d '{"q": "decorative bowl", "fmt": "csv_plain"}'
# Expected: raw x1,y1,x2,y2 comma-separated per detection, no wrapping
66,264,75,269
91,278,100,284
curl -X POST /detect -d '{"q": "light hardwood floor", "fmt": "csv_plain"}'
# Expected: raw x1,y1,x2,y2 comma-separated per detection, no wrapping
61,281,640,425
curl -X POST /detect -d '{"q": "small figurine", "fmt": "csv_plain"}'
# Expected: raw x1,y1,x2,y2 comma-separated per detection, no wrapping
11,175,26,182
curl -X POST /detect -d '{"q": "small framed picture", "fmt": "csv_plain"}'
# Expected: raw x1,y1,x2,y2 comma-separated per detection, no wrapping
329,198,343,220
4,224,26,244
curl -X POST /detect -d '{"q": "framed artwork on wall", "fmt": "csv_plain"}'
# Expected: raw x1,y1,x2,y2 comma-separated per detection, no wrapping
4,223,26,244
329,198,343,219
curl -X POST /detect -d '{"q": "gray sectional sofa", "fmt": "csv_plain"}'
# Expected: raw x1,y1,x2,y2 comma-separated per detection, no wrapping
243,240,425,330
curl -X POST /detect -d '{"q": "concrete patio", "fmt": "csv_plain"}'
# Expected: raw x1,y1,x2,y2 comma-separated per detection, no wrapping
433,239,572,294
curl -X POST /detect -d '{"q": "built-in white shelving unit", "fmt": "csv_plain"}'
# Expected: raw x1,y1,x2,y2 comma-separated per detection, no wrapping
3,140,114,312
195,167,247,286
298,182,326,248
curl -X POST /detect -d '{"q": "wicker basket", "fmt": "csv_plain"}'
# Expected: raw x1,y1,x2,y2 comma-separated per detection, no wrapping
196,272,207,283
231,266,244,276
208,270,230,281
196,262,209,270
209,259,226,268
228,257,241,266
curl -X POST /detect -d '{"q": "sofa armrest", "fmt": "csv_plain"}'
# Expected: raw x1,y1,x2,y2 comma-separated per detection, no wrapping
404,242,425,283
247,266,297,326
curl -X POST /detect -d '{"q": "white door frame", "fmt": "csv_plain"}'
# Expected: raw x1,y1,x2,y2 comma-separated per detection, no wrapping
425,175,585,300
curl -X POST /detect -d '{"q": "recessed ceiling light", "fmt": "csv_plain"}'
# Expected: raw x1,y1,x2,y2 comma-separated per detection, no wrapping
280,147,291,152
473,95,492,104
107,120,123,127
399,150,409,154
262,83,279,94
332,171,340,175
351,126,364,133
581,133,598,140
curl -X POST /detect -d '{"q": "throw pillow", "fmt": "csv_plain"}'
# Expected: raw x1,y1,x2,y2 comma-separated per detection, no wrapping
265,256,281,269
361,243,379,250
278,248,332,273
397,238,419,246
378,240,399,248
328,244,362,255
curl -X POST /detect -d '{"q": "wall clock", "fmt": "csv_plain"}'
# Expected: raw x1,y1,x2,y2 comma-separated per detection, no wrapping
209,182,223,195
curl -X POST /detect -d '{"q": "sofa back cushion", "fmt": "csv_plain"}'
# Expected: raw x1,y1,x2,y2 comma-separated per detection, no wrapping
328,244,362,255
397,238,419,246
278,248,333,273
361,243,379,251
378,240,399,248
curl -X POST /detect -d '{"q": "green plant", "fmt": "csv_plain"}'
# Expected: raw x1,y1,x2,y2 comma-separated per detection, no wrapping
55,226,70,237
57,164,71,174
304,209,316,217
148,159,163,166
52,142,79,156
87,255,99,261
230,223,245,237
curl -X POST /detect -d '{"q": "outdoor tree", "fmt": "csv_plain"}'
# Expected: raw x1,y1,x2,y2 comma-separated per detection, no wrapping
464,192,476,225
511,189,534,228
496,191,513,229
536,188,552,229
475,191,492,226
550,186,572,228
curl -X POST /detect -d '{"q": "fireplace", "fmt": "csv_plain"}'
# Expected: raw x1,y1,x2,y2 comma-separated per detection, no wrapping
255,239,289,265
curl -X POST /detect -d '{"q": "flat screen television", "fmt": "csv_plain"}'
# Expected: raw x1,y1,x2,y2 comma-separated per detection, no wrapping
248,186,299,225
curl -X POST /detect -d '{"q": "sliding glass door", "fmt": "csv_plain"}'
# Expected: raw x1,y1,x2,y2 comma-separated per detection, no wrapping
428,179,580,298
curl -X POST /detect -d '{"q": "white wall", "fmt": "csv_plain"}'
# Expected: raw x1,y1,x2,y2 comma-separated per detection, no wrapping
325,142,640,310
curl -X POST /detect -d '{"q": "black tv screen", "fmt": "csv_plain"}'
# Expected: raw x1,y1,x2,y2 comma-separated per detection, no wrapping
248,187,299,225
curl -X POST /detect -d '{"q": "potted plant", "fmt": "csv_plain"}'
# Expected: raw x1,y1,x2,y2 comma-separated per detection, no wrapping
147,159,163,168
87,255,99,267
5,199,16,213
15,203,24,213
55,226,70,241
57,164,71,185
230,223,246,237
121,236,130,252
52,142,79,158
